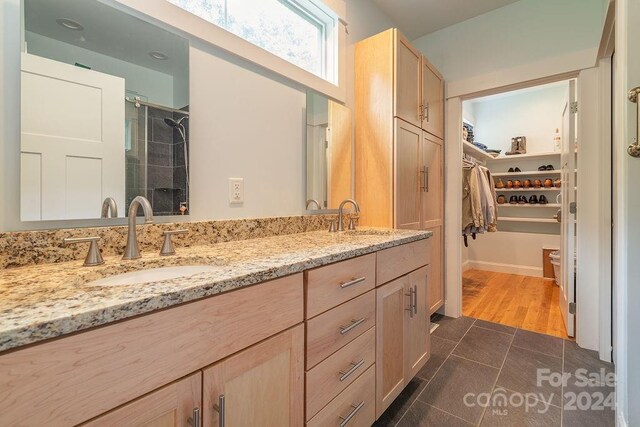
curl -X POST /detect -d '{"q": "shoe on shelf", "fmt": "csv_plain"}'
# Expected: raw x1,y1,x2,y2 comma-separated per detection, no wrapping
508,167,515,173
544,179,553,188
506,180,514,189
514,167,521,172
529,195,538,204
545,165,554,170
533,179,542,188
496,179,505,189
539,195,549,205
518,195,528,204
509,196,518,204
497,195,507,204
538,165,547,171
524,179,532,188
513,180,522,189
554,179,562,188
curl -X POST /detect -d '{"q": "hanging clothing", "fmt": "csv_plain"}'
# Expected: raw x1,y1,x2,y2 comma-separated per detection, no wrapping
462,162,498,239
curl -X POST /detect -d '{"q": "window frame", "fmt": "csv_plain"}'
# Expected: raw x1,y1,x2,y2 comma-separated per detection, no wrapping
110,0,346,102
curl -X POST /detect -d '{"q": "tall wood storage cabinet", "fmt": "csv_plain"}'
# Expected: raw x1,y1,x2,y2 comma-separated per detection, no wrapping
355,28,445,314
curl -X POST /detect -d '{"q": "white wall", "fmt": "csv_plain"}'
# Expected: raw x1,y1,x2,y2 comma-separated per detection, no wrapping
412,0,607,83
466,232,560,277
0,0,397,231
470,83,568,154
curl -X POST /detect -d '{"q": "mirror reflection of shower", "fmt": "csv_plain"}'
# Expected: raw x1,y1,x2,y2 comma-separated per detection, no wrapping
163,116,190,212
125,96,190,216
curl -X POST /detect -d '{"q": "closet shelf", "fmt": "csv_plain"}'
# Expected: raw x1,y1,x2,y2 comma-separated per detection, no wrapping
496,188,561,192
492,170,561,177
489,151,561,161
498,217,559,224
499,203,561,208
462,140,495,162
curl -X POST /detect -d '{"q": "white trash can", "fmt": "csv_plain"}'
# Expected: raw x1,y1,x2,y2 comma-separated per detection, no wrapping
549,251,561,286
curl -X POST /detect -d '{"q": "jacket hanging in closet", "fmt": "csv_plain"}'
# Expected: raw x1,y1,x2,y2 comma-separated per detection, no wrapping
462,163,498,235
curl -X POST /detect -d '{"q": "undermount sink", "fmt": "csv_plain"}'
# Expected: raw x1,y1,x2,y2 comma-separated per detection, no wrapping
86,265,223,287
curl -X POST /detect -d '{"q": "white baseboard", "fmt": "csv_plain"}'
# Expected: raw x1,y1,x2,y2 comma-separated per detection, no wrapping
465,260,543,277
618,411,627,427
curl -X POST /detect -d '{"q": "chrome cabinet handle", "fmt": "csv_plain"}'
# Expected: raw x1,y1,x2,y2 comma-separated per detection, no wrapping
413,284,418,315
212,395,225,427
405,289,414,318
340,277,366,289
188,408,200,427
425,167,429,192
340,318,366,335
420,166,428,192
628,87,640,157
339,401,365,427
425,102,430,122
339,359,365,382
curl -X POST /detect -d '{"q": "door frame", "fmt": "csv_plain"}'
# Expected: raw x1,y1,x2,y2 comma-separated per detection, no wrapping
444,67,613,358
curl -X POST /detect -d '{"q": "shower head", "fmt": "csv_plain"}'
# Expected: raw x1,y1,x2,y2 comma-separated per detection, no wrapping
163,117,187,128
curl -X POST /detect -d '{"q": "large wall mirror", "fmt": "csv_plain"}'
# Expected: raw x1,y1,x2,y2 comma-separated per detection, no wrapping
21,0,190,221
305,92,353,211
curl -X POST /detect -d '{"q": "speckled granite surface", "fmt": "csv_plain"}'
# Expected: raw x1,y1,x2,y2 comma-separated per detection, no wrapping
0,215,339,269
0,228,431,353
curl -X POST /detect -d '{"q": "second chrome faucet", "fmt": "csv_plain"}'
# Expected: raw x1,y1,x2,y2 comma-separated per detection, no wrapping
123,196,154,260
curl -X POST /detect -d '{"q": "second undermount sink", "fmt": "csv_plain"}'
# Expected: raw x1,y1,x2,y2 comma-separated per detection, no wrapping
86,265,224,287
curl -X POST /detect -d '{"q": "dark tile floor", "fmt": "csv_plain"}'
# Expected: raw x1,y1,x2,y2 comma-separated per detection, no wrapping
374,316,615,426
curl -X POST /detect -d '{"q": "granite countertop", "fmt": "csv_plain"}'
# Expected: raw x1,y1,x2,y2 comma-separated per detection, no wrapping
0,228,431,353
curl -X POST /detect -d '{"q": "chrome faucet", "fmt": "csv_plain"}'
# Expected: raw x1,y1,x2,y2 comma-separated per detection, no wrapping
123,196,153,260
337,199,360,232
306,199,321,210
101,197,118,218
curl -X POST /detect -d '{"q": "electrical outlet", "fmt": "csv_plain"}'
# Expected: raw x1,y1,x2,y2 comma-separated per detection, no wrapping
228,178,244,204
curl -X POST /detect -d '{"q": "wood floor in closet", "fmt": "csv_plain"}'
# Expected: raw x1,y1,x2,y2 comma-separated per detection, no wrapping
462,269,570,339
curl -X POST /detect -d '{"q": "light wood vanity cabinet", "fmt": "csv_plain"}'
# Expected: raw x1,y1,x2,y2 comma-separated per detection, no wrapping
203,325,304,427
356,27,445,315
81,373,202,427
0,239,430,426
375,250,430,417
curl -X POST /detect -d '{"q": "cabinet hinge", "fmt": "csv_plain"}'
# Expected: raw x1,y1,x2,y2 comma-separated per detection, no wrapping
569,302,576,314
570,102,578,114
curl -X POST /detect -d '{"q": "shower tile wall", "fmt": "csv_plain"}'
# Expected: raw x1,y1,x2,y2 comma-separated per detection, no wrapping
125,105,189,216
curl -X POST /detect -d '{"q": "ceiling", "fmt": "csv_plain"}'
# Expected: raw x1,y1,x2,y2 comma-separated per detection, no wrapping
24,0,189,79
370,0,522,40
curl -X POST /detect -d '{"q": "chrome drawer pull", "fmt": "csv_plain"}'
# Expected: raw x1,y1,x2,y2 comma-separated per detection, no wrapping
340,277,366,289
340,318,366,335
339,401,365,427
413,284,418,315
212,395,225,427
339,359,365,382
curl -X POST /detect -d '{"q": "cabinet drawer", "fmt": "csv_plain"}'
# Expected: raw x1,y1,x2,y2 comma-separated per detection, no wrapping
305,253,376,318
306,327,375,419
307,364,376,427
306,291,375,369
376,239,429,285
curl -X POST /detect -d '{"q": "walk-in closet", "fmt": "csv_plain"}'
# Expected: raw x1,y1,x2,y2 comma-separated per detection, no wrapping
460,80,577,339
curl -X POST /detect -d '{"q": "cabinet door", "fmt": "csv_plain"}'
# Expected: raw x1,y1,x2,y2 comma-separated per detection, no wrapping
395,119,422,230
375,276,409,417
81,373,201,427
421,58,444,138
405,266,431,380
427,227,444,314
421,133,443,228
202,325,304,427
394,32,422,127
